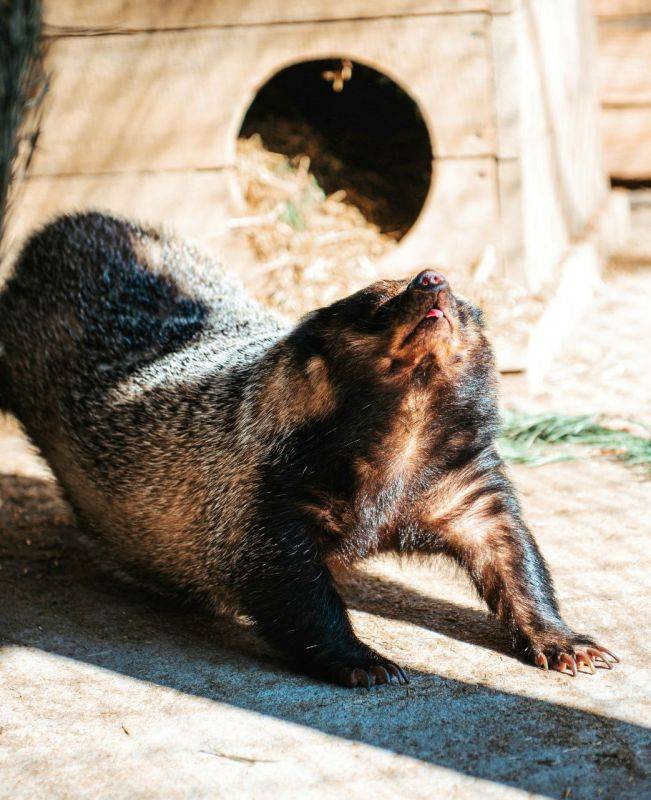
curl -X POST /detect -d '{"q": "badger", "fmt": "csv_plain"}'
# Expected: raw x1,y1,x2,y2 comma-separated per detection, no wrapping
0,212,617,686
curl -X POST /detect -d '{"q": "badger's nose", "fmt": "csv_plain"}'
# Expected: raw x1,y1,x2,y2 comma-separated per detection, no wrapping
410,269,448,292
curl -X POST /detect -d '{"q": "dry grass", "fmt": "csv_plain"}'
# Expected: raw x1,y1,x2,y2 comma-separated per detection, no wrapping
232,135,546,361
231,134,397,317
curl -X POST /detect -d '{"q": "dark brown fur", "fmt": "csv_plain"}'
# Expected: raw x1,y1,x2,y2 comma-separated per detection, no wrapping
0,212,616,686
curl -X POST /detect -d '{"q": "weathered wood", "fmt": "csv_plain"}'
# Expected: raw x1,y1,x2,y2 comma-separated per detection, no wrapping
490,11,520,158
43,0,492,31
597,25,651,106
593,0,651,17
495,158,524,278
601,107,651,179
593,3,651,179
493,0,606,288
4,169,235,262
31,15,495,177
377,157,499,277
489,0,516,12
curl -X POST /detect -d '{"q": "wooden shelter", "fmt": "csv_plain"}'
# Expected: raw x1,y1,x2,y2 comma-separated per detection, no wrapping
5,1,628,375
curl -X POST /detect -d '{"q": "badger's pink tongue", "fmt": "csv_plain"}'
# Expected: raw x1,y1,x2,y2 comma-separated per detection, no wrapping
426,308,443,319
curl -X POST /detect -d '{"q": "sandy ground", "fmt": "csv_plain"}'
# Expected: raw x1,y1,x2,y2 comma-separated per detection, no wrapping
1,225,650,798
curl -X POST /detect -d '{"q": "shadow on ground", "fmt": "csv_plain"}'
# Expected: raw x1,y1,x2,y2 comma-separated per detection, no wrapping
1,474,648,799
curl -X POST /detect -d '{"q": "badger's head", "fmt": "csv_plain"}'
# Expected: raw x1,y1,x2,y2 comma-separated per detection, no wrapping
289,270,493,394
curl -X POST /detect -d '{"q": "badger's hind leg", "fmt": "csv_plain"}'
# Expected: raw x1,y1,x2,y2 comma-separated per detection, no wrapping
231,516,408,687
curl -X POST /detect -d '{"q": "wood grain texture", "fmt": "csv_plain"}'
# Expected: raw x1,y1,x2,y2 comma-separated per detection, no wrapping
4,169,236,262
490,11,519,158
601,107,651,179
31,15,495,176
594,4,651,178
377,157,499,277
597,25,651,106
43,0,492,31
593,0,651,17
517,0,606,258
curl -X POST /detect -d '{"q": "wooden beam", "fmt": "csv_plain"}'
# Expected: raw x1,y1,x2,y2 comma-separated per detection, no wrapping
43,1,492,31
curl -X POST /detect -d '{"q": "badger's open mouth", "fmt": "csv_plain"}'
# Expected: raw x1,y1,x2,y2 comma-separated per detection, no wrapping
416,290,452,331
394,285,455,349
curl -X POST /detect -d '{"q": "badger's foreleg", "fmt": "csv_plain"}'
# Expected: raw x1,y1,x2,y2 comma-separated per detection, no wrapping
232,514,408,687
402,450,618,675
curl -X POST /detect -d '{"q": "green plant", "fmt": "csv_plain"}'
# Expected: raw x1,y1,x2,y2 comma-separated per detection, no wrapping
498,409,651,472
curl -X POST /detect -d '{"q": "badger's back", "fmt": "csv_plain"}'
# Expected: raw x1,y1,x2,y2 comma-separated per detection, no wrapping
0,212,286,590
0,212,282,411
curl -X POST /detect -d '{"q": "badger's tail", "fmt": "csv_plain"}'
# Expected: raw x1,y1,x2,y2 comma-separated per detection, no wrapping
0,1,46,412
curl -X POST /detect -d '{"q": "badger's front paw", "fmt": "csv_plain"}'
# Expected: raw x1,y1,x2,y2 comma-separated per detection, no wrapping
528,631,619,676
338,659,409,689
323,650,409,688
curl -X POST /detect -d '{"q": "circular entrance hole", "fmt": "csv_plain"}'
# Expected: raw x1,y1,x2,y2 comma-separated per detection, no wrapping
239,59,433,240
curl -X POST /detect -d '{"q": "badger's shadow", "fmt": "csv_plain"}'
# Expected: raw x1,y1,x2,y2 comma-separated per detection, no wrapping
0,473,647,800
334,565,514,657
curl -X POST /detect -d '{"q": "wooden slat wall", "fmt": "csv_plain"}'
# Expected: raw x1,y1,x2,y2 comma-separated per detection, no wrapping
593,1,651,180
5,171,235,258
5,1,501,276
30,15,496,177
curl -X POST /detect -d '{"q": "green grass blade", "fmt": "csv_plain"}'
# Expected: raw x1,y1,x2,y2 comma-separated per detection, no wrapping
498,409,651,473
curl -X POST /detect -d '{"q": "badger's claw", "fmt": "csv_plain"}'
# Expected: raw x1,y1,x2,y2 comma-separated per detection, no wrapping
351,668,372,689
557,653,578,676
575,650,596,674
588,645,619,664
339,658,409,689
534,652,547,670
533,638,619,677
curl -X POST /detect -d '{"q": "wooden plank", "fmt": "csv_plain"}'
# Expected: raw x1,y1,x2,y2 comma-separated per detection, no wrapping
4,169,236,262
593,1,651,17
377,157,499,278
601,107,651,179
31,15,495,176
597,25,651,105
490,11,520,158
514,0,606,277
43,1,491,31
489,0,516,12
496,158,524,279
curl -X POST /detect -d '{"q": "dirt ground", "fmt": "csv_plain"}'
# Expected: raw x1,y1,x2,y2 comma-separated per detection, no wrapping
1,220,650,799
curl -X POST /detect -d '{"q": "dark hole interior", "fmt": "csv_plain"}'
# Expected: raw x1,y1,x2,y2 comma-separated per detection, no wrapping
239,59,434,240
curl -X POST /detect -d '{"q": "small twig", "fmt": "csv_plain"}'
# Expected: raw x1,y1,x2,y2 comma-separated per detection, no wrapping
227,210,279,230
198,750,276,765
